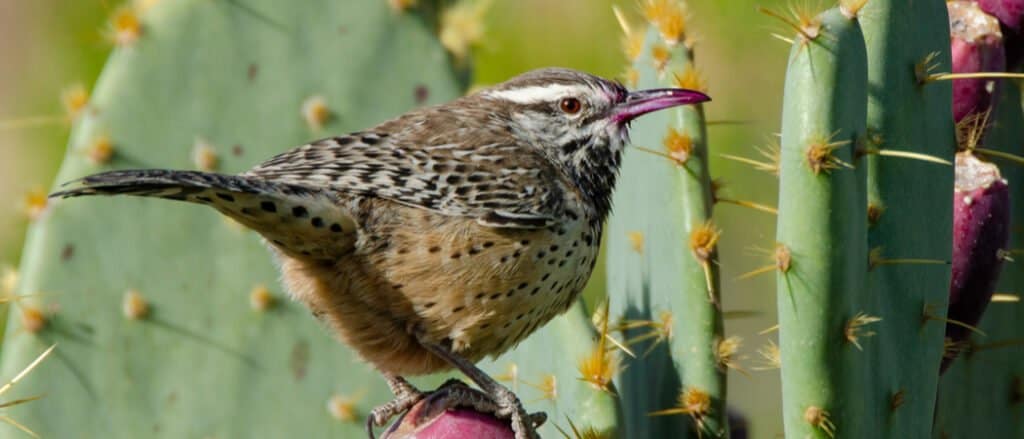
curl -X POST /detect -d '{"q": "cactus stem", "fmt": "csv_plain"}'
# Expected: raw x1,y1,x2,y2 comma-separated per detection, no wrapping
857,148,952,165
715,198,778,215
754,340,781,370
803,406,836,438
651,44,672,72
844,312,882,351
922,303,987,336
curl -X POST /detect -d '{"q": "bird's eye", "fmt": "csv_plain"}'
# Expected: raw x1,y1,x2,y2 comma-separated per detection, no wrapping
559,98,583,115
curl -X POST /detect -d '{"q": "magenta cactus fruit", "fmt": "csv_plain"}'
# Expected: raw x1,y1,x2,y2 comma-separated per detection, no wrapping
382,390,514,439
943,152,1011,372
977,0,1024,32
949,1,1007,123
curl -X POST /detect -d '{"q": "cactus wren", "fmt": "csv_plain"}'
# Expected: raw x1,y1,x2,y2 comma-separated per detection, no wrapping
53,68,709,438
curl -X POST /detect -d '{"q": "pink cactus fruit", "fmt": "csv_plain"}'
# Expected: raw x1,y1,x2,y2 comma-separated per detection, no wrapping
381,389,515,439
949,1,1007,123
977,0,1024,32
942,152,1011,373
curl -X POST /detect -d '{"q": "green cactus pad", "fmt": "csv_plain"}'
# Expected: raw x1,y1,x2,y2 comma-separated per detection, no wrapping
0,1,621,436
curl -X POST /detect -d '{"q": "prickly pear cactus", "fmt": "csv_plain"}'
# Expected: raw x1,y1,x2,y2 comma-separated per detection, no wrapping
774,5,869,438
606,1,727,437
934,82,1024,439
858,0,958,436
0,1,620,436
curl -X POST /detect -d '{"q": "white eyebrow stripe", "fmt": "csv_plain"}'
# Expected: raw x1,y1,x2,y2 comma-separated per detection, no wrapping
484,84,589,104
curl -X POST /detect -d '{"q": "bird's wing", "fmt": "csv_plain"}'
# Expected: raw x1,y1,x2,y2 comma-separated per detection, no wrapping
245,116,565,229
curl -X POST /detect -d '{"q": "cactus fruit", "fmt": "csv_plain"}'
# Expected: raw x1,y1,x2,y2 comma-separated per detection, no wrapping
934,80,1024,439
775,6,869,438
382,388,514,439
977,0,1024,32
605,1,726,437
949,1,1007,124
943,152,1010,372
859,0,957,435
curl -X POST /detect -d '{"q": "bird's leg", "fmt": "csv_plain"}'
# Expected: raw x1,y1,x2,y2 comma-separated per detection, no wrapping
417,335,547,439
366,372,426,438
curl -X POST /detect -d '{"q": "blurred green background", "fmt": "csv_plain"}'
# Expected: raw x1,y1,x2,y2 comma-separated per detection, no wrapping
0,0,789,436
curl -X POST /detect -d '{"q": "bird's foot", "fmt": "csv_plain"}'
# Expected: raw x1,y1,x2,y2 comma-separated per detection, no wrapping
487,384,546,439
380,379,545,439
366,374,426,438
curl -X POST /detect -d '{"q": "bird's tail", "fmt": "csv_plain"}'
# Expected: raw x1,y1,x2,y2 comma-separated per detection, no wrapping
52,169,357,259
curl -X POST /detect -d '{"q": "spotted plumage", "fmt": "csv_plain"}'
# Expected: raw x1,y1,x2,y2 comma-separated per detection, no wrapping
52,67,710,439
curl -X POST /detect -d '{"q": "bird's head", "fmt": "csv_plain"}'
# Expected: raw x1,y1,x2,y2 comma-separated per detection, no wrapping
476,67,710,215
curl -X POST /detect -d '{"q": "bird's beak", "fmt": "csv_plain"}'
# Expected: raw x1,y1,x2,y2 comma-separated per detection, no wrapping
611,88,711,124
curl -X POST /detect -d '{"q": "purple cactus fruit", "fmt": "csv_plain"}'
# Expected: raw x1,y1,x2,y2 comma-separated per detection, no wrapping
942,152,1011,373
977,0,1024,33
381,389,514,439
949,1,1007,123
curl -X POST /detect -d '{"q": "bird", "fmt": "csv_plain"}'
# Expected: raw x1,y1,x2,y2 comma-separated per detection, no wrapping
51,67,709,439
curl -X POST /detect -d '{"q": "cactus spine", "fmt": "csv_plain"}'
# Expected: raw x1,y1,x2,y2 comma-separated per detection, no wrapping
606,1,726,437
775,6,869,438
